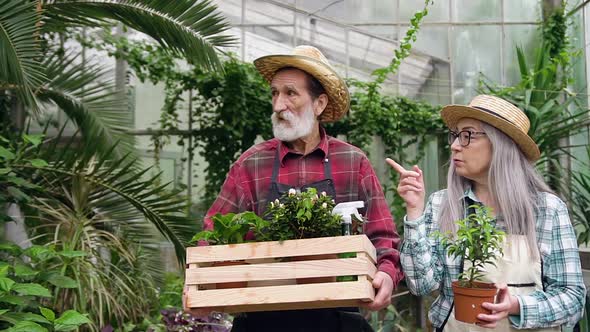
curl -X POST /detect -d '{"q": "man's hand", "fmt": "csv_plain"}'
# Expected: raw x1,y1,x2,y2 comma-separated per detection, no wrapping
361,271,394,311
476,284,519,328
183,286,213,317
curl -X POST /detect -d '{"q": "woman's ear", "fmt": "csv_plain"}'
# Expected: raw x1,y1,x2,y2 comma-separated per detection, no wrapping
314,93,329,117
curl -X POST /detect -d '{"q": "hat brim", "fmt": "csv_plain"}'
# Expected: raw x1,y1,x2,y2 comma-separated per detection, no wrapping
441,105,540,161
254,54,350,122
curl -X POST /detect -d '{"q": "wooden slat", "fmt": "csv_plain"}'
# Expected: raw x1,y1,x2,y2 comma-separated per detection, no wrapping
216,299,368,313
186,235,376,264
185,257,377,284
186,280,375,312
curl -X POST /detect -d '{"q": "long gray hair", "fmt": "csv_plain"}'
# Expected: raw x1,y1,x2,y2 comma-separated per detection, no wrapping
439,122,552,259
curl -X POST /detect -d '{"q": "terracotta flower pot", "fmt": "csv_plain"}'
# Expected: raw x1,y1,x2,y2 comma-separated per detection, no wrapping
212,261,248,289
452,281,497,324
292,254,338,284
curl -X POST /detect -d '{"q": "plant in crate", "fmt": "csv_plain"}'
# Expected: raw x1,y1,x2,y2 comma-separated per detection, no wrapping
191,211,269,245
435,204,505,324
255,188,343,241
191,212,269,289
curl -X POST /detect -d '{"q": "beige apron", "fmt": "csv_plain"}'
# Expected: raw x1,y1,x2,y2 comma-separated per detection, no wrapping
443,235,560,332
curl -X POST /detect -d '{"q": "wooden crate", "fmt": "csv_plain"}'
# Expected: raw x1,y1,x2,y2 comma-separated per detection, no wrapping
185,234,377,313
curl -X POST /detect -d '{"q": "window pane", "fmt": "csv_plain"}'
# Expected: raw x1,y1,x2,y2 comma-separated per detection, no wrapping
452,26,501,103
454,0,501,22
503,0,540,22
503,25,540,86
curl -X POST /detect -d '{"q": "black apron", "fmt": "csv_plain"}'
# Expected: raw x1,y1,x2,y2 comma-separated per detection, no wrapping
231,149,374,332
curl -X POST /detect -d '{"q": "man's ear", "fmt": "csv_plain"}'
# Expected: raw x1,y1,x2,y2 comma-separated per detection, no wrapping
313,94,329,117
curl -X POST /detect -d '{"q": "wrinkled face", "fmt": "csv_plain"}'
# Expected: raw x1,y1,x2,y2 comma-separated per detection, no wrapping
450,118,492,182
270,69,320,142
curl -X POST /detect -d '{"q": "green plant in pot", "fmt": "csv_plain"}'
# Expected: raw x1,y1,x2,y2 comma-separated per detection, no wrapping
436,205,505,324
191,212,268,289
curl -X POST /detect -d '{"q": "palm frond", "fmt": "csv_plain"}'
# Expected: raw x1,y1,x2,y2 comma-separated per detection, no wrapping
36,49,133,158
42,0,235,70
13,130,195,265
0,0,45,111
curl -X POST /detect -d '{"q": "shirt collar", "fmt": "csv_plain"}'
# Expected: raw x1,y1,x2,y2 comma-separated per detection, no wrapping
460,186,481,203
277,126,329,166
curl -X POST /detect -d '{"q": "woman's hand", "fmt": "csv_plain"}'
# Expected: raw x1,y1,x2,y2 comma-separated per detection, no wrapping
386,158,425,220
477,284,520,328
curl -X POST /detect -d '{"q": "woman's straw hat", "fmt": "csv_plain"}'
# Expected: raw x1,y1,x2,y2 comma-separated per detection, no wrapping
254,45,350,122
441,95,540,161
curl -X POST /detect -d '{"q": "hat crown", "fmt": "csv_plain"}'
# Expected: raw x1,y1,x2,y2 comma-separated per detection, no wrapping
468,95,530,134
291,45,331,66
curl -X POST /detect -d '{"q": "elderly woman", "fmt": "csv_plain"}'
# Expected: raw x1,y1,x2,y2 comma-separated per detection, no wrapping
387,95,586,331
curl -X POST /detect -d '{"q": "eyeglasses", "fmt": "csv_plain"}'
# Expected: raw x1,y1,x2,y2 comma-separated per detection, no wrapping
448,130,487,147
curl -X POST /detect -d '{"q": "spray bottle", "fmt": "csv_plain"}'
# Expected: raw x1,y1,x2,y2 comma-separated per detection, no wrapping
332,201,364,236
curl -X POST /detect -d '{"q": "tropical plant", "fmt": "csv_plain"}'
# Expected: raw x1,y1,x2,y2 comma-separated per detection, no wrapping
435,205,505,288
191,212,268,245
258,188,343,242
571,147,590,245
0,241,92,331
1,0,234,156
0,129,196,329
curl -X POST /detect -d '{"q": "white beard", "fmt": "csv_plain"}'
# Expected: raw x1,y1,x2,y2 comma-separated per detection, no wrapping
271,105,317,142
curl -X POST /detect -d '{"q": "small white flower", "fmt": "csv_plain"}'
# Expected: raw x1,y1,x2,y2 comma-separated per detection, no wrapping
279,203,285,208
288,188,297,196
321,191,327,196
270,201,274,208
275,199,280,205
322,202,327,209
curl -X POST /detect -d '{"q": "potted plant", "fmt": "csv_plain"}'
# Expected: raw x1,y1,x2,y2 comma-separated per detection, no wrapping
436,205,505,324
191,211,268,289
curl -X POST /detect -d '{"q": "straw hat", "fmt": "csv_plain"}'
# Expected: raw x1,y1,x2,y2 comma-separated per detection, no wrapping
254,45,350,122
441,95,540,161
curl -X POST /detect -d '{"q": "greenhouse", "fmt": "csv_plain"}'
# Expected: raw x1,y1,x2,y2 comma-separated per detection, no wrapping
1,0,589,331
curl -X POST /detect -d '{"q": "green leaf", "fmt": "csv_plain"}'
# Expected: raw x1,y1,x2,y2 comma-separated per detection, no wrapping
0,264,10,277
22,134,44,147
14,263,37,278
2,320,48,332
11,283,51,297
0,294,28,305
0,147,16,160
54,310,91,331
0,168,11,175
18,312,50,324
29,159,48,168
23,246,56,262
58,251,87,258
0,309,9,316
6,187,30,202
0,278,15,292
45,274,78,289
39,307,55,323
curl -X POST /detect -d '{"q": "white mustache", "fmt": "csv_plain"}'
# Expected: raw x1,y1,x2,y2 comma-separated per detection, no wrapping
275,110,295,122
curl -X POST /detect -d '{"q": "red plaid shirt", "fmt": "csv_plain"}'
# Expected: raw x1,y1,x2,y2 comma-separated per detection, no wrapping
204,127,403,285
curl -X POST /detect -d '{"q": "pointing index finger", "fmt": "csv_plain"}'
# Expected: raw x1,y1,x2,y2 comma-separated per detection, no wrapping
386,158,406,174
386,158,420,177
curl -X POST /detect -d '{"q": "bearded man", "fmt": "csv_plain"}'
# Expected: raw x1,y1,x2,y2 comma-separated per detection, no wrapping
189,46,403,332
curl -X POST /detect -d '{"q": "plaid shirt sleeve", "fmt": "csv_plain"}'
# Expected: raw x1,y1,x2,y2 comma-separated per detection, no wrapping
510,193,586,329
203,161,252,230
400,190,446,296
358,157,404,287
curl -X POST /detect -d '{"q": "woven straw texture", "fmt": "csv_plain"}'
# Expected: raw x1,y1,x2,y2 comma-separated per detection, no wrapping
441,95,540,161
254,46,350,123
